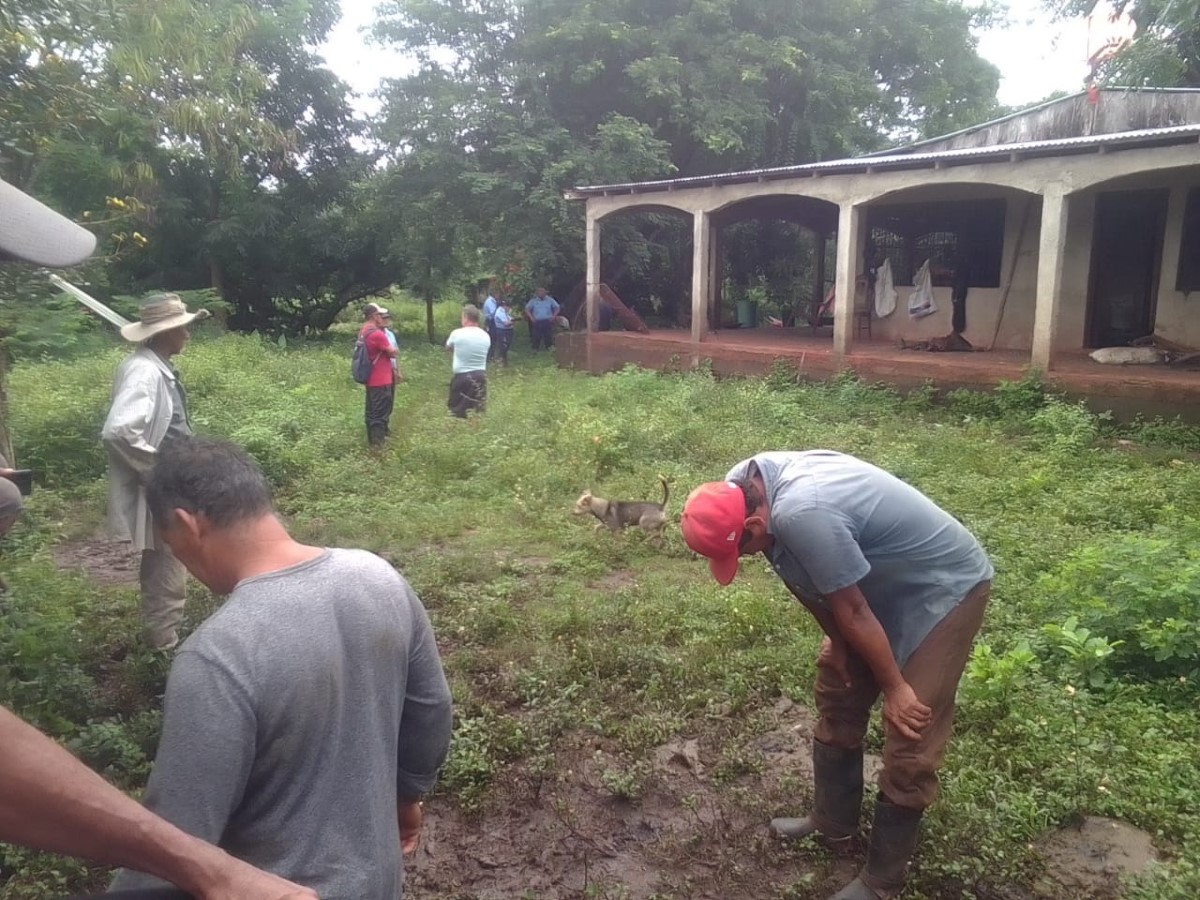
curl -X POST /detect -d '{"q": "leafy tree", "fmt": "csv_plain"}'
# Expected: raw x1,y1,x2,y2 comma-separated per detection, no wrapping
1053,0,1200,86
2,0,385,330
373,0,1001,311
96,0,397,331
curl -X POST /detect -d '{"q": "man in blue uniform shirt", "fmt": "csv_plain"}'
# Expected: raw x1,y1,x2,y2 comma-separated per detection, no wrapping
524,287,560,351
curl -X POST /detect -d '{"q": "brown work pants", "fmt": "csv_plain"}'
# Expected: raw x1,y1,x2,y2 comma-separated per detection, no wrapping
813,581,990,811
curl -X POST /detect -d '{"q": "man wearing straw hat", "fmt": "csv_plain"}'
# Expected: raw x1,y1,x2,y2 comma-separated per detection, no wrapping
102,293,210,652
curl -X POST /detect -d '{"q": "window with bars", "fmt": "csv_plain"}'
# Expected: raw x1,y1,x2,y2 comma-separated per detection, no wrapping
1177,187,1200,293
865,199,1006,288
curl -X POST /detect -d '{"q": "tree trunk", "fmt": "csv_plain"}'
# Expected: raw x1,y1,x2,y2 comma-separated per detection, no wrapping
0,345,14,465
209,257,227,299
207,179,227,299
426,294,436,344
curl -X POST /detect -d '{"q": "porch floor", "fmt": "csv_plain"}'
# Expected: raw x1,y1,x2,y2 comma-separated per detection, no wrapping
557,327,1200,418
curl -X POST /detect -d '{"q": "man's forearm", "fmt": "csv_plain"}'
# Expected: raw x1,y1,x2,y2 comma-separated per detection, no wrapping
0,707,223,892
827,586,905,692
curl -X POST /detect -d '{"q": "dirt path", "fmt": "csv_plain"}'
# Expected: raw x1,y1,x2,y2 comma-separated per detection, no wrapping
408,701,870,899
51,537,140,586
407,699,1156,899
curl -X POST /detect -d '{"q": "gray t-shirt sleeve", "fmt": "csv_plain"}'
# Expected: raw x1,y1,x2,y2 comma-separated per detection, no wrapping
397,595,453,800
109,652,255,891
774,503,872,596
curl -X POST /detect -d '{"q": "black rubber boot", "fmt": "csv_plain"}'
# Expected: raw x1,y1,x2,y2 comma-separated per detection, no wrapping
828,796,924,899
770,740,863,841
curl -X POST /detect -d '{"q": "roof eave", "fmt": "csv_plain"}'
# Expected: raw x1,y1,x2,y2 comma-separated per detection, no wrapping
566,126,1200,199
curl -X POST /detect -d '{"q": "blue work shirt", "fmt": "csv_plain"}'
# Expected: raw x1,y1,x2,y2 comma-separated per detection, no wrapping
494,306,514,330
384,328,399,373
526,295,560,321
482,296,498,323
727,451,993,667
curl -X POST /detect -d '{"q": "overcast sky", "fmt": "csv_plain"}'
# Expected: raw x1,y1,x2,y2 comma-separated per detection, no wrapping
320,0,1094,119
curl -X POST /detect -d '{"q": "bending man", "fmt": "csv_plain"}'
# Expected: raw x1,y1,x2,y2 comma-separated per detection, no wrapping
681,450,992,900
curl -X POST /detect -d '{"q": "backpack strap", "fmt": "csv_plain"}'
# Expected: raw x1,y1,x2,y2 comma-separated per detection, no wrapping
365,327,384,365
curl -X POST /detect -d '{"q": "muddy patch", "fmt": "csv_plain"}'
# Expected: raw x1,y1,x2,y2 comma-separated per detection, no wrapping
509,555,554,569
1035,816,1158,898
589,569,639,592
51,538,140,586
750,697,882,788
407,704,865,899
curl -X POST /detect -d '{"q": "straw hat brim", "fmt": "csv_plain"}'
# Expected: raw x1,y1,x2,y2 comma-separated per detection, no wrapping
119,309,210,343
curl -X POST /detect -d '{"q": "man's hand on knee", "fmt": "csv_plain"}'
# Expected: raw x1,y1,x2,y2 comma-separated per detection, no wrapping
882,681,932,740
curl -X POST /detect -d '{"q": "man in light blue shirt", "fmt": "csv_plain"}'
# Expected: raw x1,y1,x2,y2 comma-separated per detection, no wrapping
493,297,515,367
381,310,403,386
681,451,992,900
444,305,491,417
524,287,560,351
481,292,498,361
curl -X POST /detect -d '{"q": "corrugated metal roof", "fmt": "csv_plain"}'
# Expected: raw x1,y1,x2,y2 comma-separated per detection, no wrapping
566,123,1200,198
867,86,1200,157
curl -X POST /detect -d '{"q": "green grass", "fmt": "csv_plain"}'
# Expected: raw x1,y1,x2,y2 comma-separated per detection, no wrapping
1,299,1198,897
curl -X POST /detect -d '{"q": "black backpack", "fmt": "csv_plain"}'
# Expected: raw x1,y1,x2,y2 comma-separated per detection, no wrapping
351,328,380,384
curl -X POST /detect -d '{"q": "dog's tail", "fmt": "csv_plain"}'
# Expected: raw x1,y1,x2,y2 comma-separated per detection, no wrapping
658,474,670,508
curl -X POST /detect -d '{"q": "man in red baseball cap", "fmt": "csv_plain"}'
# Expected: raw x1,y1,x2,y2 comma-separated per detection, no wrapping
682,451,993,900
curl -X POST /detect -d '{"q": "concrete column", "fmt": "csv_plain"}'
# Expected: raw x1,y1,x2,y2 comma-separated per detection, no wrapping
691,211,711,343
585,210,601,333
833,202,863,358
708,222,723,329
814,230,827,324
1032,187,1069,371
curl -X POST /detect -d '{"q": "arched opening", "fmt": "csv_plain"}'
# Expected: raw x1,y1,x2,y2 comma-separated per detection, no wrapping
856,183,1042,353
708,194,839,335
591,204,695,330
1073,163,1200,351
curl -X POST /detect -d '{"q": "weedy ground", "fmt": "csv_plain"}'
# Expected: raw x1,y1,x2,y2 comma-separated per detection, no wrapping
1,300,1198,899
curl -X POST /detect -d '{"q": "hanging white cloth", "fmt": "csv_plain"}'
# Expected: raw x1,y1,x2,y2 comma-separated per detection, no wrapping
875,258,897,318
908,258,937,319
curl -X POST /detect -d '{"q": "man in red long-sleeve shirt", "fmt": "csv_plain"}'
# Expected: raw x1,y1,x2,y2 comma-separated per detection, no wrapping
359,304,398,447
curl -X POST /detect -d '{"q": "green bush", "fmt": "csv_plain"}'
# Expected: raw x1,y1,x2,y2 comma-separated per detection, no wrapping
946,369,1050,419
1038,529,1200,681
1122,414,1200,453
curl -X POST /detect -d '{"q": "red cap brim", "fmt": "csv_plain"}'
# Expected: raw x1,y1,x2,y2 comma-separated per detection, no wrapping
708,553,739,586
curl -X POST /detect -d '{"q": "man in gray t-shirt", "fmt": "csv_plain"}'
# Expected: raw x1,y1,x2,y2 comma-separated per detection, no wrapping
110,436,453,900
682,451,992,900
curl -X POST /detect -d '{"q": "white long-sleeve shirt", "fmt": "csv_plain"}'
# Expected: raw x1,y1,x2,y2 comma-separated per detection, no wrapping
100,346,184,551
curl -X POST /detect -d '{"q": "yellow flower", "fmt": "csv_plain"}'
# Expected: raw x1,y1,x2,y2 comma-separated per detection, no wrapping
1065,684,1076,696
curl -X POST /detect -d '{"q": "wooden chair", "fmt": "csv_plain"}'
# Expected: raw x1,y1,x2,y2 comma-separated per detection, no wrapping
854,275,872,339
798,276,872,337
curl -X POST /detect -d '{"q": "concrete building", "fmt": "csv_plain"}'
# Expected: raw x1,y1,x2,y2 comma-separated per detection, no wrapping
561,88,1200,408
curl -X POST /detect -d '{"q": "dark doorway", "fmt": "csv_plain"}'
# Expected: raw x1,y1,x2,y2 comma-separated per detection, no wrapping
1087,189,1167,348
